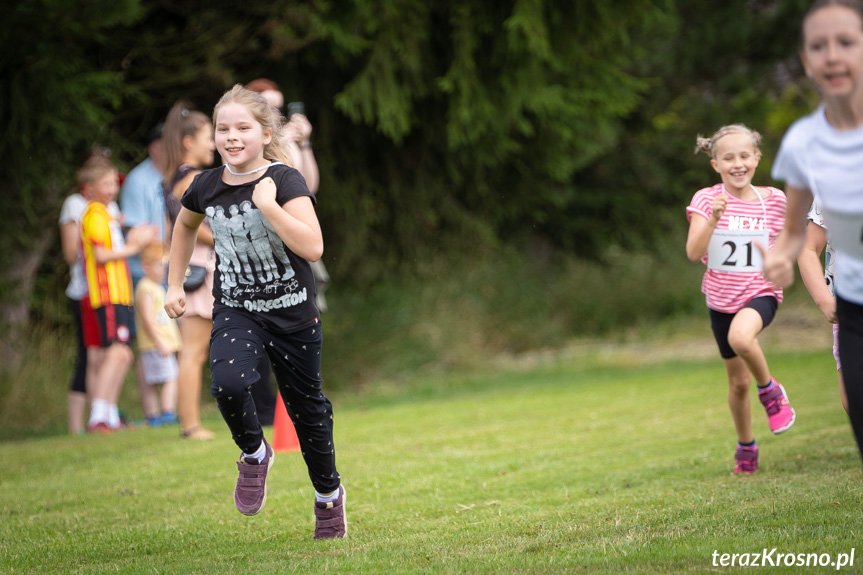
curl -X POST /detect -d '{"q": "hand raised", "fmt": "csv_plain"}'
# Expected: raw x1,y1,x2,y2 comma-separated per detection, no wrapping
711,194,728,224
286,114,312,142
252,177,277,209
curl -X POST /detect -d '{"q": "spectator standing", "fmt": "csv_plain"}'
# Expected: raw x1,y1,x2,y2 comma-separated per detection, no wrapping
121,123,167,284
59,165,112,434
79,154,156,432
163,101,217,440
246,78,328,312
121,123,170,425
246,78,328,425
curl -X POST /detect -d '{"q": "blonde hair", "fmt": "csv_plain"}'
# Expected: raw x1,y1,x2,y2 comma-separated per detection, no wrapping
213,84,293,167
162,100,211,190
139,241,164,265
77,152,116,188
694,124,762,158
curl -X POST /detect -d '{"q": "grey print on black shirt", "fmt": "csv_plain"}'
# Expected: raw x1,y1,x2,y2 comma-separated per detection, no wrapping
183,163,318,333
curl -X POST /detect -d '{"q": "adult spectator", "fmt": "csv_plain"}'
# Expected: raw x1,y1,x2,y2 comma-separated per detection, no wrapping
121,124,167,284
163,100,217,440
121,123,176,427
245,78,329,425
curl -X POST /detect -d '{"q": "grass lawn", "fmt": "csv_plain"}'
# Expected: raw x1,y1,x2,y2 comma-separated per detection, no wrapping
1,348,860,574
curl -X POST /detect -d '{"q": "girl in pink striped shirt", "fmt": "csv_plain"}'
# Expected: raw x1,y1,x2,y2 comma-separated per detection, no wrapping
686,124,796,475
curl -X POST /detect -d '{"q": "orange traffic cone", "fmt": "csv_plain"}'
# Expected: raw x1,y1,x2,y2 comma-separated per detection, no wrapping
273,391,300,452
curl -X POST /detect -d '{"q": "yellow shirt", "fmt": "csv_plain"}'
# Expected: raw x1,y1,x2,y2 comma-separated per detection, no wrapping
134,278,182,352
80,201,132,307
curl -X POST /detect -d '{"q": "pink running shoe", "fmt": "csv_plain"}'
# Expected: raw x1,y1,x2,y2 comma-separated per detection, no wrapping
734,445,758,475
759,382,796,434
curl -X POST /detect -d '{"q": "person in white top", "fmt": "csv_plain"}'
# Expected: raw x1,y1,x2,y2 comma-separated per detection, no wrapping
59,189,95,434
686,124,796,475
765,0,863,463
797,198,847,412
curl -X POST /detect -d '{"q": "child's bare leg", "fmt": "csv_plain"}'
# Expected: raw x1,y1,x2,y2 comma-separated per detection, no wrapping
136,359,159,418
723,356,754,444
161,378,178,415
727,308,771,386
87,347,108,400
101,343,134,404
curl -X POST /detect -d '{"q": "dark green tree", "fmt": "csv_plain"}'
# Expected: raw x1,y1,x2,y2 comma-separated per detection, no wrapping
0,0,142,366
0,0,819,372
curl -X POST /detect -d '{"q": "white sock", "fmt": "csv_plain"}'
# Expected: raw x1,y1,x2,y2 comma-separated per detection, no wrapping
315,488,340,503
89,399,108,425
107,404,121,428
243,441,266,463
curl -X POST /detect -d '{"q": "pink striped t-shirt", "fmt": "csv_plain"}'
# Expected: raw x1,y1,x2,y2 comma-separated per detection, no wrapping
686,184,786,313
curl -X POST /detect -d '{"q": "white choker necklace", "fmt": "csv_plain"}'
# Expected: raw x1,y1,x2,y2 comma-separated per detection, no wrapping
224,161,283,176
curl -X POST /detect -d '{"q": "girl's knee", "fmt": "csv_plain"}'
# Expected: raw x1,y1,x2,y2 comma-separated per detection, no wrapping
210,376,246,399
727,330,756,356
727,375,750,395
210,362,262,398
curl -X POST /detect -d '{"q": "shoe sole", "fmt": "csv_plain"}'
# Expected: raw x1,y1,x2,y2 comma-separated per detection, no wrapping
770,385,796,435
238,451,275,516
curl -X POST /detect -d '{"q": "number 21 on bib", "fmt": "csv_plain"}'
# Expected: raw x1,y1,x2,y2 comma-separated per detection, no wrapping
707,229,769,272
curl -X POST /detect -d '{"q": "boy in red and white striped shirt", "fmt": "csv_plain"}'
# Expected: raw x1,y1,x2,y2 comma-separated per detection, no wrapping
686,124,796,476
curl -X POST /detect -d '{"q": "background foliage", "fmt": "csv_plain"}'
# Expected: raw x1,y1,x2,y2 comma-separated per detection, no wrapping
1,0,820,377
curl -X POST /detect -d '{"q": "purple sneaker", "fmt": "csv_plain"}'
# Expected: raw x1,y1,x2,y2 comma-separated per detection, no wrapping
734,445,758,475
314,485,347,540
759,382,796,434
234,438,274,516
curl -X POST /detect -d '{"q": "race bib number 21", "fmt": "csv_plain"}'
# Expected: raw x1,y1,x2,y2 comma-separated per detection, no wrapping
707,229,768,272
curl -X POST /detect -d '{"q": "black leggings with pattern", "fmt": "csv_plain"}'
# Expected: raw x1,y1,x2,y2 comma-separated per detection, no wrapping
209,308,340,493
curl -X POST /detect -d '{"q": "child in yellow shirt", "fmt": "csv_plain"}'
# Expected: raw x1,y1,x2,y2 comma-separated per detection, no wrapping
135,242,182,427
79,153,156,432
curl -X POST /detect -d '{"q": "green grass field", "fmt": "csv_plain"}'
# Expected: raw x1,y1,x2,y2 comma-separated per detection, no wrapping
2,346,861,574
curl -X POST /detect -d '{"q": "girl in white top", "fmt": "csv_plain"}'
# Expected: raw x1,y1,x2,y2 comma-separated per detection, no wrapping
798,198,847,412
766,0,863,463
686,124,796,475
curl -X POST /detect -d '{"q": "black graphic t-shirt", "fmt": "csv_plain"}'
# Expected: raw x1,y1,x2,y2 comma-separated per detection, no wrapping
181,162,319,333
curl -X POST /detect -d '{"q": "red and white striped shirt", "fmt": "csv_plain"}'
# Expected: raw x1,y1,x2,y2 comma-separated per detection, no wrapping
686,184,786,313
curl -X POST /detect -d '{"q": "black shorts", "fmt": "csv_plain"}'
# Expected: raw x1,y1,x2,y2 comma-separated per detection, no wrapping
93,304,133,347
709,297,777,359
